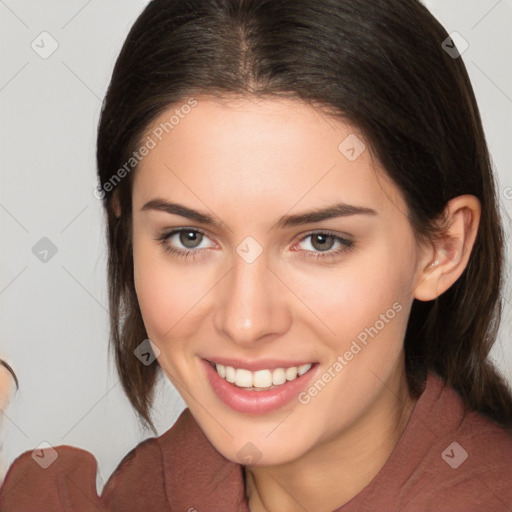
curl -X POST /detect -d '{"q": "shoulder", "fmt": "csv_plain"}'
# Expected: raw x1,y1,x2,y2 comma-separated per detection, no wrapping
0,432,166,512
345,372,512,512
105,408,247,510
0,408,240,512
100,434,168,511
0,443,106,511
421,408,512,511
399,374,512,511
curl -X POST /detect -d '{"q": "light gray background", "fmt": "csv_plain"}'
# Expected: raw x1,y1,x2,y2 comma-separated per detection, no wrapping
1,0,511,492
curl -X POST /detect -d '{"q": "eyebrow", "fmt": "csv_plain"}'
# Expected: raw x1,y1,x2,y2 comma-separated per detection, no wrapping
141,198,377,230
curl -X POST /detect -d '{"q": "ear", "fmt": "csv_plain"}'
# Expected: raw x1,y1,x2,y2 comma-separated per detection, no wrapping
413,195,481,302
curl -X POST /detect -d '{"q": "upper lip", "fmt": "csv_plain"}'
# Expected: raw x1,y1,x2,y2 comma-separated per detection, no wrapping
203,357,316,371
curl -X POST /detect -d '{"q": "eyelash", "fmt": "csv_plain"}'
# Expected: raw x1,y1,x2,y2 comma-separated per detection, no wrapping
155,228,354,263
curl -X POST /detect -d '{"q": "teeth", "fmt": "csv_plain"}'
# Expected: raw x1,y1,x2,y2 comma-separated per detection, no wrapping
298,363,312,376
213,362,313,389
235,368,253,388
225,365,236,383
285,366,297,380
253,370,272,388
272,368,286,386
216,363,226,379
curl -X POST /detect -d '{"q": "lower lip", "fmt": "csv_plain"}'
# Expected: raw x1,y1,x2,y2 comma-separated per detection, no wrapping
202,359,318,414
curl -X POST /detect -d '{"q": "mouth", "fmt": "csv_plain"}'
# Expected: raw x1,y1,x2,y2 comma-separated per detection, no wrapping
202,358,318,414
206,360,313,391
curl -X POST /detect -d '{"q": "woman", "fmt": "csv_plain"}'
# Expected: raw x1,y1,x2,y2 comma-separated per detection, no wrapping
1,0,511,510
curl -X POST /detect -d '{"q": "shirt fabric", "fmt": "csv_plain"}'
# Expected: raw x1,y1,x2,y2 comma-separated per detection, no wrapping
1,371,511,511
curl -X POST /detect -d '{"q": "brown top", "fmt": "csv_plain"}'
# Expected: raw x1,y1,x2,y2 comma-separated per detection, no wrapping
1,372,511,511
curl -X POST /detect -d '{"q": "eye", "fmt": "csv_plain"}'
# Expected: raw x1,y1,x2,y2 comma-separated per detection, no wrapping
155,228,215,260
295,231,354,262
155,228,354,263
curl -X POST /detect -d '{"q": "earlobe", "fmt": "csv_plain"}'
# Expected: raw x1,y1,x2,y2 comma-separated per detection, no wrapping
413,195,481,302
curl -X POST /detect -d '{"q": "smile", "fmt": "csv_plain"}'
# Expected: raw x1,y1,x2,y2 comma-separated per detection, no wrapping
202,358,318,414
210,361,313,390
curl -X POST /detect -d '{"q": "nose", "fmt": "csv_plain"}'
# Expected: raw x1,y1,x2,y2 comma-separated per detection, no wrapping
213,247,291,347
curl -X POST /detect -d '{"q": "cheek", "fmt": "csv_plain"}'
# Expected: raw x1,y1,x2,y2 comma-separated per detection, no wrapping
284,238,415,346
133,236,213,343
133,232,177,338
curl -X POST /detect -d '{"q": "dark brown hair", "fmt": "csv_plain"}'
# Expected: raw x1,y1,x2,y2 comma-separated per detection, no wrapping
96,0,512,433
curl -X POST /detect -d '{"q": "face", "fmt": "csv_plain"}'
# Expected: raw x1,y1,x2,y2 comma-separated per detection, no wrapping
131,96,426,466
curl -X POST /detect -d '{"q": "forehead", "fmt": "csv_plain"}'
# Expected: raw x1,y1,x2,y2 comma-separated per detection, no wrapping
133,96,407,225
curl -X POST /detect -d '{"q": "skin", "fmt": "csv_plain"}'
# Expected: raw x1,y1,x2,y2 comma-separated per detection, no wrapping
0,364,15,486
0,366,14,413
127,96,480,511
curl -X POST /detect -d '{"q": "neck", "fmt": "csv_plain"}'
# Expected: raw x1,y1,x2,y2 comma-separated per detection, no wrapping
244,365,417,512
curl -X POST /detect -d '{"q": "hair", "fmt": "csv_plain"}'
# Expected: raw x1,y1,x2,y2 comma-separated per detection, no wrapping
96,0,512,433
